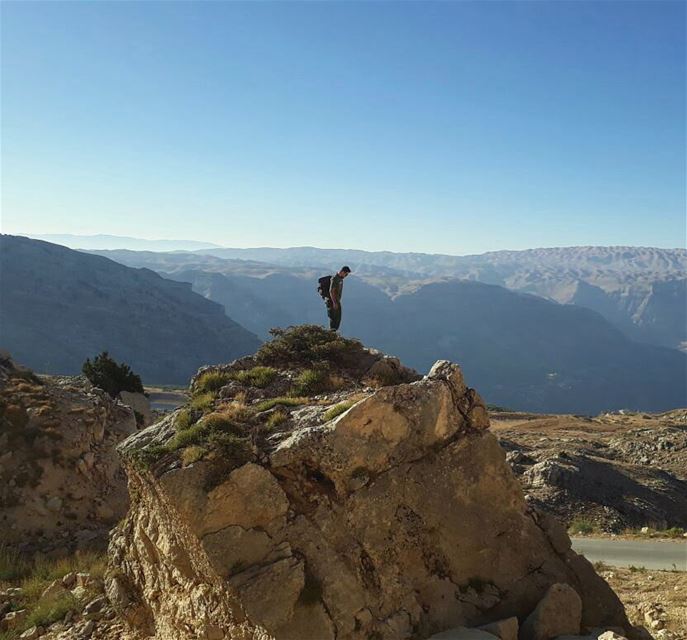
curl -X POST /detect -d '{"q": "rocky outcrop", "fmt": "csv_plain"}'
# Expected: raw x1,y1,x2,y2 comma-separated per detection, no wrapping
493,411,687,531
0,353,136,553
107,338,636,639
119,391,153,427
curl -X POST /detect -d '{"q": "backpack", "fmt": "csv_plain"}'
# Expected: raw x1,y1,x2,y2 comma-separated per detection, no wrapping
317,275,332,299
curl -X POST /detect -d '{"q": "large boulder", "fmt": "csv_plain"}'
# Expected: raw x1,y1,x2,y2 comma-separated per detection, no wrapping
0,353,136,553
108,353,634,639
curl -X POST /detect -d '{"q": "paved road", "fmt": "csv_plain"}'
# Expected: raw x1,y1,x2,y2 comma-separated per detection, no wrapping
571,537,687,571
147,391,187,412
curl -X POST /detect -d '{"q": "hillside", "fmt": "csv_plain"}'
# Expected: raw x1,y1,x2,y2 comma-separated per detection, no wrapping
491,409,687,532
0,236,260,384
89,244,687,351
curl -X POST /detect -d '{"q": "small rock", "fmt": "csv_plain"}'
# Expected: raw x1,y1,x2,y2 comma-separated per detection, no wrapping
75,573,93,589
41,579,65,599
1,608,27,629
62,572,77,589
479,616,519,640
79,619,96,638
45,496,63,512
71,585,88,600
83,595,107,620
480,617,518,640
519,583,582,640
19,626,40,639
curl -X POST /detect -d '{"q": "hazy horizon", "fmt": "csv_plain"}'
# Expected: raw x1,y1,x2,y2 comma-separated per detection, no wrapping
13,232,687,256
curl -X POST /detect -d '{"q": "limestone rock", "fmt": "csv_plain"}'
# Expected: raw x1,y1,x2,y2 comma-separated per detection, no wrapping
108,349,634,640
118,391,152,426
19,626,40,639
0,354,136,554
41,579,65,599
479,617,518,640
519,583,582,640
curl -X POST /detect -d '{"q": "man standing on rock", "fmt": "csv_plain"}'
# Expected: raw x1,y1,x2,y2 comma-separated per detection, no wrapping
325,266,351,331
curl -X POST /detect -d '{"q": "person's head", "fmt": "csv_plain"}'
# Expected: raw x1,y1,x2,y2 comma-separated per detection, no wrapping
339,266,351,278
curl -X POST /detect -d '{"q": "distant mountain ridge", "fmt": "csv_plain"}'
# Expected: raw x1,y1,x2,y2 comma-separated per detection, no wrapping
92,244,687,351
25,233,222,252
85,249,686,413
0,236,260,384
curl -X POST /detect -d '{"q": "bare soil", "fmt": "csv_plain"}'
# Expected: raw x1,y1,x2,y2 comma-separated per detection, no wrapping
600,565,687,639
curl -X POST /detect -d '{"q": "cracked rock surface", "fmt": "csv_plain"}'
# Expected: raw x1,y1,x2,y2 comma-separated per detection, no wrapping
108,355,633,639
0,352,136,554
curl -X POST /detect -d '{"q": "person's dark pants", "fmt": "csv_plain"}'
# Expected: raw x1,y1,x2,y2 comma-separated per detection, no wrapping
327,301,342,331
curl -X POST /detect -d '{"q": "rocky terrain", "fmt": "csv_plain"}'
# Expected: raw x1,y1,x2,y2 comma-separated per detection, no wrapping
491,410,687,533
93,326,648,640
602,567,687,640
0,236,260,385
0,353,137,555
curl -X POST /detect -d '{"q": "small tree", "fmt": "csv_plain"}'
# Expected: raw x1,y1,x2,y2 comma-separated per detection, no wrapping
82,351,144,398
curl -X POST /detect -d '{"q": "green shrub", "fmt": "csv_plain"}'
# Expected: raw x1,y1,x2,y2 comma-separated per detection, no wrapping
181,445,206,466
195,371,232,394
216,401,254,423
255,396,309,412
0,548,106,637
292,368,329,397
201,412,245,435
568,518,597,535
170,421,212,449
256,325,366,369
130,444,172,470
231,366,278,388
190,391,214,412
24,591,78,629
322,400,355,422
0,544,30,581
206,431,252,461
82,351,143,398
265,410,287,429
664,527,685,538
175,408,193,431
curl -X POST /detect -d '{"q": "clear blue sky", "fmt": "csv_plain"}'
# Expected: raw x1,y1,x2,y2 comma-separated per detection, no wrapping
2,1,685,254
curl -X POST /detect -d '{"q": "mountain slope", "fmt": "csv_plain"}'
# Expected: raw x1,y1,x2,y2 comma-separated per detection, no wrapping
91,245,687,350
158,270,685,414
383,280,686,414
0,236,260,384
